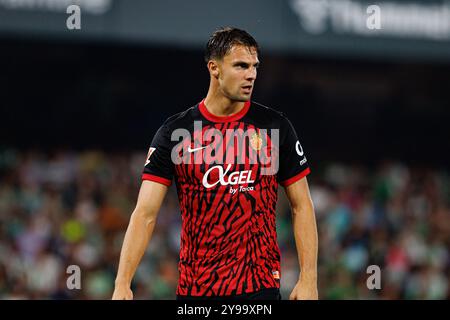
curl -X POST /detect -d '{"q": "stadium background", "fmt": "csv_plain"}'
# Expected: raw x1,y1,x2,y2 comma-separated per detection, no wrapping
0,0,449,299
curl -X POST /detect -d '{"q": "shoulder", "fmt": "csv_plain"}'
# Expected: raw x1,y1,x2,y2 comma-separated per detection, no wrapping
161,104,198,129
248,101,290,126
251,101,284,118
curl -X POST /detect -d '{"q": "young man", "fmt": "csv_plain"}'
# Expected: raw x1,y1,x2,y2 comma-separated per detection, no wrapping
112,27,318,300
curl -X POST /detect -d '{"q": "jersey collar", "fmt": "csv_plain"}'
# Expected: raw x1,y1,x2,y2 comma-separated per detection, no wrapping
198,99,251,123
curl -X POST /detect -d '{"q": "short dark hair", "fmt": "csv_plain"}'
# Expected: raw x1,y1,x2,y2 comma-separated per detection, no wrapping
205,27,259,63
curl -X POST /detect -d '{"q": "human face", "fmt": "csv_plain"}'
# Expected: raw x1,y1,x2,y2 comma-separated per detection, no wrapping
215,45,259,102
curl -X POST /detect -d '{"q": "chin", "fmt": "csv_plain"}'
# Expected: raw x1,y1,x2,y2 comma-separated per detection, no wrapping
234,95,251,102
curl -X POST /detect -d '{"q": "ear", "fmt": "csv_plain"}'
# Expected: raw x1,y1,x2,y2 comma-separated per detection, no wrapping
207,60,220,79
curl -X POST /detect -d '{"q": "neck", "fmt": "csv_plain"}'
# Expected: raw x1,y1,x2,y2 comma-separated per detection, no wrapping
204,90,246,117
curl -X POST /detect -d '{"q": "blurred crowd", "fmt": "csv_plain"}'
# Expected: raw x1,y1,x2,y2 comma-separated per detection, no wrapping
0,149,449,299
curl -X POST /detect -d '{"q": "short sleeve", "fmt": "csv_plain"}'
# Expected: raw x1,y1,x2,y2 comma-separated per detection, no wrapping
142,125,174,186
277,115,310,187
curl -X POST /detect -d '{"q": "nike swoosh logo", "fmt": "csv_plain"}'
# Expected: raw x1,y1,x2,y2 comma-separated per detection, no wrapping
187,145,208,153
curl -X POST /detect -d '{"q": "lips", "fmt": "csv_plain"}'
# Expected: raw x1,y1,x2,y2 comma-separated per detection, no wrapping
242,85,253,93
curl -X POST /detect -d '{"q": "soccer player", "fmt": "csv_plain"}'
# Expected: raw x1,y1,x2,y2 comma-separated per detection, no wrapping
112,27,318,300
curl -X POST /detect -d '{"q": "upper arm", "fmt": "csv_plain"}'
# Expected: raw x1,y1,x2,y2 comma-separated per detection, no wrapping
134,180,169,221
277,115,310,187
137,124,174,219
142,125,175,186
284,176,314,213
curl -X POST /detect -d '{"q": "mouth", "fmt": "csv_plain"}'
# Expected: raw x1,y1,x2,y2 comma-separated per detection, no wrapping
241,85,253,93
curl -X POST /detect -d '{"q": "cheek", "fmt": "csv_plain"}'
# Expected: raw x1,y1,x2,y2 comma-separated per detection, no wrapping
221,72,233,86
220,70,240,90
227,72,241,86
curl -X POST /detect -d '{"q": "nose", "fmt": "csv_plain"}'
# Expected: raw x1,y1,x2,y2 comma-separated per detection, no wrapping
246,66,257,81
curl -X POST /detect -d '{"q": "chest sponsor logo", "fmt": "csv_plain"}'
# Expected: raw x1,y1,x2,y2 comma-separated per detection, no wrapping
202,164,255,189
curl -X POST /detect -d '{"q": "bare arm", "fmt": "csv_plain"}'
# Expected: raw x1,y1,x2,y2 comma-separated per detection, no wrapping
284,177,318,300
112,180,168,299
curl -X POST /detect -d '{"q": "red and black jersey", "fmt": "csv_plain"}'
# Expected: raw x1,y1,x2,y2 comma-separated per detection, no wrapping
142,99,310,297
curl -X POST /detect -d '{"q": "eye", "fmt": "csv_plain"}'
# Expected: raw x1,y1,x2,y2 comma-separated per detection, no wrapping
235,63,248,69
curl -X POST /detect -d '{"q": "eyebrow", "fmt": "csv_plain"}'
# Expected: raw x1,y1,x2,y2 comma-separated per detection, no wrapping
233,61,260,67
